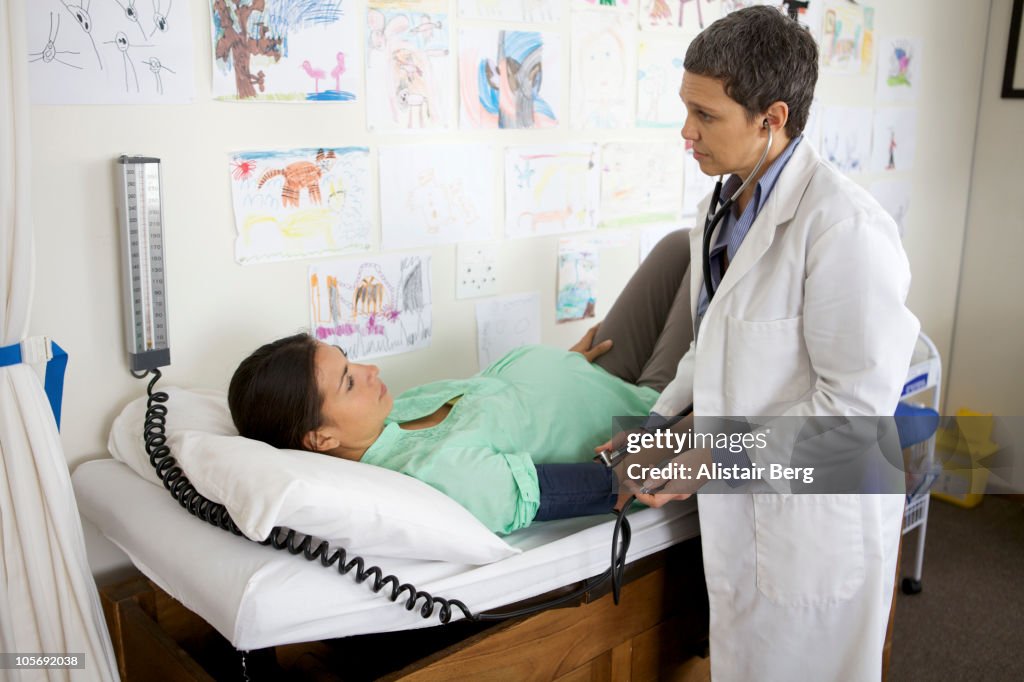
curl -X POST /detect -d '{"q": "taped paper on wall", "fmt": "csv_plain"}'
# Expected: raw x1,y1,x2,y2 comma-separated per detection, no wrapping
571,10,635,129
366,6,451,130
505,144,601,238
820,106,873,175
459,29,561,129
557,240,599,323
210,0,360,102
231,147,371,264
310,254,433,360
876,37,922,103
600,141,685,227
379,144,495,250
637,35,688,128
27,0,196,104
476,292,541,371
456,243,499,300
871,108,918,173
459,0,561,22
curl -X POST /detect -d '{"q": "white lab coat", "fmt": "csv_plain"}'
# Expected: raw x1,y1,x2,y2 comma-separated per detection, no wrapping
652,140,919,681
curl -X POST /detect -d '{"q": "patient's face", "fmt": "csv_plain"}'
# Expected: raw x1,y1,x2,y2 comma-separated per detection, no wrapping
312,343,393,455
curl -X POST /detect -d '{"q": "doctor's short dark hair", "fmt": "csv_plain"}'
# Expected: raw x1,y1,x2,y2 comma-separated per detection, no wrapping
228,332,322,452
684,5,818,138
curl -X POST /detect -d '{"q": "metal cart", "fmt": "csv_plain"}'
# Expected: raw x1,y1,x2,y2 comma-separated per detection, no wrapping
898,332,942,595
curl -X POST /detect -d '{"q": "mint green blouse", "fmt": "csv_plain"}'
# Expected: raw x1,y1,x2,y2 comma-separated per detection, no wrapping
360,345,659,534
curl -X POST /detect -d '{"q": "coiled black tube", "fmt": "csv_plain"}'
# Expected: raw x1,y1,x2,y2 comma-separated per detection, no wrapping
137,369,632,624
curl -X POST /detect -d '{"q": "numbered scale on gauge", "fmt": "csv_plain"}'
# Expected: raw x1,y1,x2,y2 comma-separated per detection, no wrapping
116,156,170,373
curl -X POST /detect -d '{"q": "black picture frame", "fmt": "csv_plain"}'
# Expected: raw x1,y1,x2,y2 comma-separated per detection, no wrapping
1003,0,1024,97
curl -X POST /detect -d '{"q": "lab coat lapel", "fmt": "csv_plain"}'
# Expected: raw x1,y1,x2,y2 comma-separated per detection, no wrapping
689,194,714,328
701,141,821,308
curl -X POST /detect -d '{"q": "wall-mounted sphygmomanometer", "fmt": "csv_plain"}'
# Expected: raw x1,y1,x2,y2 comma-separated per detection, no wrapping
113,155,632,628
115,156,170,375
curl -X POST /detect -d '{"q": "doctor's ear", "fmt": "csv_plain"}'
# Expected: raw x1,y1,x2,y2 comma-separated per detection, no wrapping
762,102,790,135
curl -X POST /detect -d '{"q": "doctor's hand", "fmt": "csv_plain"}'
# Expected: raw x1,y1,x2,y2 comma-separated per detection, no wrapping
633,491,692,508
569,323,612,363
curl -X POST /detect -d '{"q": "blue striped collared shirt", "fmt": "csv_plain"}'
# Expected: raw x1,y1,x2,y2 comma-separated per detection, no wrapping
694,135,804,339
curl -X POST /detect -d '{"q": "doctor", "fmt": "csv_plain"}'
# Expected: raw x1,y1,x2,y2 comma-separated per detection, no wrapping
607,6,920,681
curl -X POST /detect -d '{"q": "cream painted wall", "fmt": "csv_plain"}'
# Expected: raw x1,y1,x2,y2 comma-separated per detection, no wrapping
946,0,1024,417
944,0,1023,494
23,0,990,576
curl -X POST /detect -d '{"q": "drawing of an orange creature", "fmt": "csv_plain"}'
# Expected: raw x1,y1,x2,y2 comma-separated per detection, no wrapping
353,276,386,320
257,148,337,208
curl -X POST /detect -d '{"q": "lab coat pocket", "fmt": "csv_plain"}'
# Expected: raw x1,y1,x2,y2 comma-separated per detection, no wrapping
725,315,811,412
753,495,866,606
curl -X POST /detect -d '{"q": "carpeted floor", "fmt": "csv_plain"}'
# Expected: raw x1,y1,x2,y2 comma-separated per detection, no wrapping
889,496,1024,681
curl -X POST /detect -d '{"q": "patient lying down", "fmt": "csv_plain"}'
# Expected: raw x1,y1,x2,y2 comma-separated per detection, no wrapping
228,330,657,535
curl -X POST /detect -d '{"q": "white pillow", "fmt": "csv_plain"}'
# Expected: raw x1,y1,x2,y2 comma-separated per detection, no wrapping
108,388,519,564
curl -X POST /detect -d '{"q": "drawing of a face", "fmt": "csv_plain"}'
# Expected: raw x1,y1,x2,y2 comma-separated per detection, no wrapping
153,0,170,33
64,2,92,33
112,31,129,52
143,57,162,73
583,30,625,97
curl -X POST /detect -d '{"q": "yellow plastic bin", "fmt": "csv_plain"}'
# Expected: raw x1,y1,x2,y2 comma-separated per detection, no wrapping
931,408,999,508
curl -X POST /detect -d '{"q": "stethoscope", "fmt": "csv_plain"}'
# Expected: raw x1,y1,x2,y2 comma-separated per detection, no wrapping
701,119,774,304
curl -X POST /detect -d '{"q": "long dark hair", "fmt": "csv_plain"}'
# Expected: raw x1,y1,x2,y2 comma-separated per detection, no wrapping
228,333,322,451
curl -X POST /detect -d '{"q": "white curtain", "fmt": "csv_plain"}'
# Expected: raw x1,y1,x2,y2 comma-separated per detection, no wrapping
0,1,118,680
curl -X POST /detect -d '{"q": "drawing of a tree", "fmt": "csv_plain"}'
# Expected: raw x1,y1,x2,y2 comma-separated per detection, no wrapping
211,0,344,99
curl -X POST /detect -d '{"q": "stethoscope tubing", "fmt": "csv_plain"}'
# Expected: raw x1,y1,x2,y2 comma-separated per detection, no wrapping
701,124,774,304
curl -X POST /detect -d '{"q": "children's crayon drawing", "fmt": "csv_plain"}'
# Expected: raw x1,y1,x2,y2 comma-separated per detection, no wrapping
459,29,561,129
310,254,432,360
210,0,359,102
821,0,873,75
637,36,687,128
573,0,635,15
600,141,685,227
820,106,872,175
459,0,561,22
231,147,371,264
27,0,195,103
870,107,917,173
505,144,601,238
720,2,822,40
571,11,635,129
475,292,540,371
639,0,721,32
366,6,450,130
876,36,922,103
557,240,599,323
379,144,495,249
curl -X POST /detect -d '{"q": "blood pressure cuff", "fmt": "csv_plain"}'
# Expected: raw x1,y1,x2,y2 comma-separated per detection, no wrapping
534,462,617,522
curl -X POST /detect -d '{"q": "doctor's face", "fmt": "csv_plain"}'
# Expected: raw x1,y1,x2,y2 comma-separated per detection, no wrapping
311,343,393,456
679,72,769,180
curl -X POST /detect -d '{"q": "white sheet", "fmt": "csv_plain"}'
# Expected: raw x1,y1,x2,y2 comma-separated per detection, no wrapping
74,459,701,650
